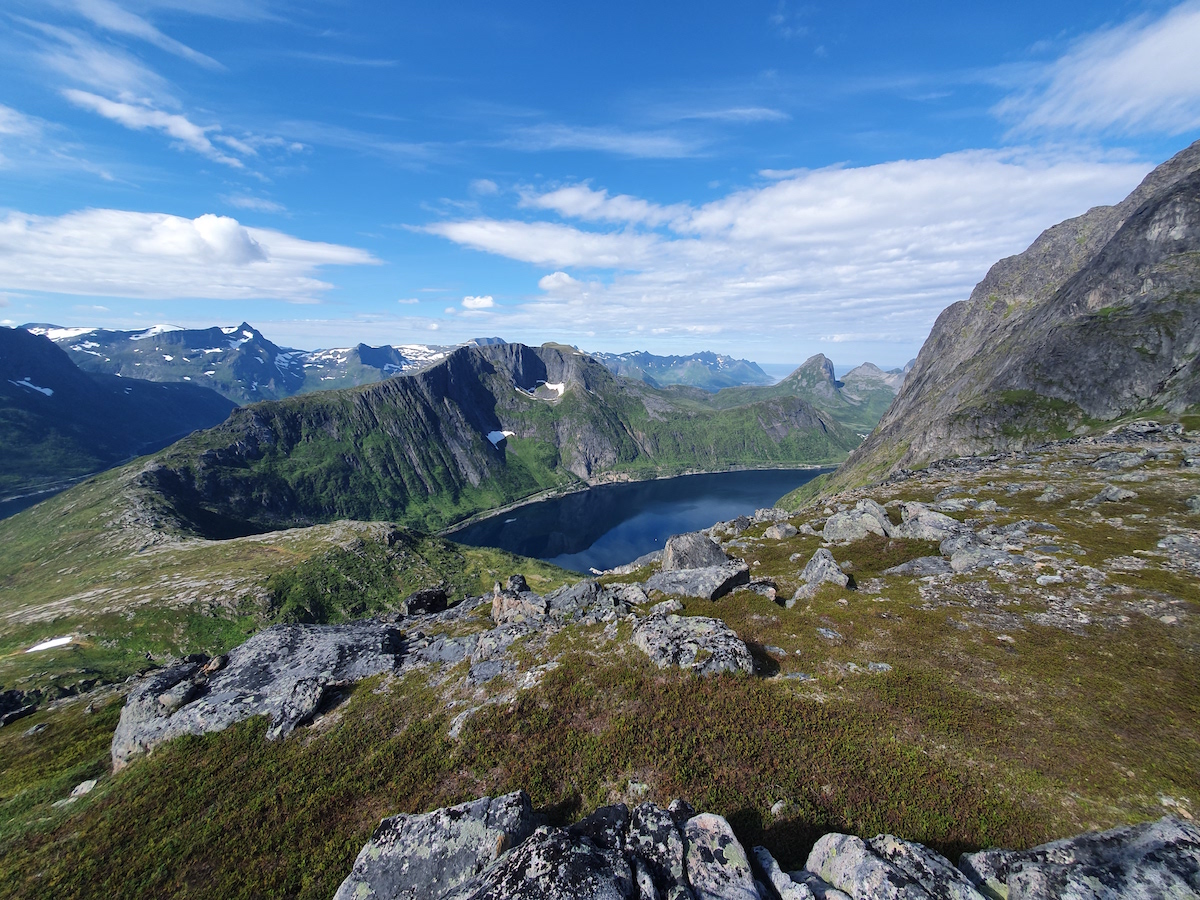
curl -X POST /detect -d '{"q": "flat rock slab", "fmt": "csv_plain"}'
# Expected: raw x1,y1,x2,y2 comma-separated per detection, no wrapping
632,613,754,676
884,556,953,577
111,622,404,769
334,791,538,900
806,832,986,900
645,561,750,601
959,815,1200,900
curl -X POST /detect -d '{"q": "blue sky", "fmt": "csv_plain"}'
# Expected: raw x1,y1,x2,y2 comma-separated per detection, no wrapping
1,1,1198,367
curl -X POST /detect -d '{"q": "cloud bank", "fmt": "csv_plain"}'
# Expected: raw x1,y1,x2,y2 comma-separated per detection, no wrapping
0,209,377,301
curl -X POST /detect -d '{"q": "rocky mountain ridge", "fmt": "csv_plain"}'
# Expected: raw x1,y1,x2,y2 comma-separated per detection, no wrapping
828,138,1200,492
590,349,774,392
0,327,236,496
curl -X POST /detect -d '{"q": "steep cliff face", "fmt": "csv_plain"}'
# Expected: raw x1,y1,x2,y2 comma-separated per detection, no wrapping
830,138,1200,488
138,343,858,537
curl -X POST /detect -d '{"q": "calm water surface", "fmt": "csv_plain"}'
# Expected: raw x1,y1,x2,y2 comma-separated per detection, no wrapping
449,468,825,573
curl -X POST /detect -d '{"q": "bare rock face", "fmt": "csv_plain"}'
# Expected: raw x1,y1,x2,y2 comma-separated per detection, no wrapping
959,816,1200,900
661,532,730,571
632,614,755,675
333,792,538,900
829,138,1200,491
110,622,404,770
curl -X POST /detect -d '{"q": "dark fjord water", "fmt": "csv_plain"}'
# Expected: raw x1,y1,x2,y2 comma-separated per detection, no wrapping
449,468,825,574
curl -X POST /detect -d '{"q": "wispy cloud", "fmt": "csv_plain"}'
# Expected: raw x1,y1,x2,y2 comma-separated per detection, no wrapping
503,124,701,158
68,0,223,69
425,149,1150,351
681,107,790,123
998,1,1200,136
25,19,174,102
0,208,378,301
0,104,41,137
63,89,246,167
222,194,286,213
286,51,398,68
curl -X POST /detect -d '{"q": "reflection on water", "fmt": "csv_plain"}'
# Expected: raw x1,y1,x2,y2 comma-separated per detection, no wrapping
449,468,824,574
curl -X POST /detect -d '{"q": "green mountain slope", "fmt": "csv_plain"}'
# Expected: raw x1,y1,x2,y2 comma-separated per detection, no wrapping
138,342,859,537
702,353,905,434
0,328,236,496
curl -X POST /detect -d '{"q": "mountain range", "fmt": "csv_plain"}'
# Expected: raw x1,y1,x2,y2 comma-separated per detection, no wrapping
0,328,235,497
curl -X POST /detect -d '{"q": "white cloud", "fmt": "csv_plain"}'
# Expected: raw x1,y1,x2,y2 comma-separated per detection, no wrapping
69,0,223,69
27,20,174,102
424,219,658,268
682,107,790,123
504,124,700,158
462,295,494,309
427,149,1151,355
0,208,378,301
0,104,41,137
397,297,419,304
63,89,245,167
520,184,688,227
998,2,1200,135
428,322,439,330
223,194,286,213
470,178,499,195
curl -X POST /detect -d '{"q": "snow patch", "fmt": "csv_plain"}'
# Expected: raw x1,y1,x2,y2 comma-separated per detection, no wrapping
486,430,515,445
162,354,174,361
130,324,183,341
27,326,95,341
8,378,53,396
26,636,72,653
540,381,565,397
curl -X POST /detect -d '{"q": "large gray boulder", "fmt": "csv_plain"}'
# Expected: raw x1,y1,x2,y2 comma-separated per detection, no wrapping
823,500,893,542
333,792,538,900
959,816,1200,900
790,549,851,604
661,532,730,571
645,562,751,601
892,504,964,542
805,832,987,900
685,813,761,900
632,613,755,676
111,622,403,770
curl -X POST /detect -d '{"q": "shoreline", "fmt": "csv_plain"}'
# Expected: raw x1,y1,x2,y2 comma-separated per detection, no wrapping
439,462,835,538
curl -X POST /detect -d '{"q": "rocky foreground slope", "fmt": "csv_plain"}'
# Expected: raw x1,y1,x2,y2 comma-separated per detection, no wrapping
827,138,1200,492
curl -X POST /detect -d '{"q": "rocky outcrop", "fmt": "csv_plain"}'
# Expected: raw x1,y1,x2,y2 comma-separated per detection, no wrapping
338,794,1200,900
333,792,539,900
826,138,1200,493
632,614,755,675
823,500,893,542
342,797,761,900
111,622,404,769
959,816,1200,900
790,549,852,604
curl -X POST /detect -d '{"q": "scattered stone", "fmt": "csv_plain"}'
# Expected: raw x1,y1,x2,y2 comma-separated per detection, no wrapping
23,722,48,737
1187,495,1200,512
645,561,751,601
649,597,684,615
70,779,96,797
765,522,799,540
950,548,1029,573
1088,484,1138,504
932,498,977,512
959,816,1200,900
867,662,892,673
111,622,405,770
1092,450,1147,470
975,499,999,513
817,628,842,641
632,614,755,675
661,532,730,571
1035,574,1064,586
755,507,792,523
1034,487,1063,503
334,791,538,900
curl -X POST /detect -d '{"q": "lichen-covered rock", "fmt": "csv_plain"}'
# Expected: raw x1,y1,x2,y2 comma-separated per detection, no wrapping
1088,484,1138,504
753,845,821,899
958,816,1200,900
645,562,751,601
661,532,730,571
333,791,538,900
823,503,890,543
111,623,403,769
883,556,953,577
492,585,550,625
805,832,986,900
684,813,760,900
632,614,754,675
892,505,964,542
765,523,799,540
